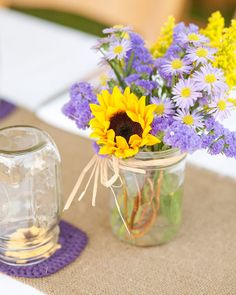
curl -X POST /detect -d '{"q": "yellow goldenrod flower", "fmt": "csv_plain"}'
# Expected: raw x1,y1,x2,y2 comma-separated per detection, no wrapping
200,11,225,48
228,98,236,106
150,16,175,58
201,11,236,88
89,87,160,158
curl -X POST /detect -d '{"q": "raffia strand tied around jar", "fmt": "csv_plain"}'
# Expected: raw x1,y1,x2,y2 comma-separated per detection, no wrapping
64,152,187,233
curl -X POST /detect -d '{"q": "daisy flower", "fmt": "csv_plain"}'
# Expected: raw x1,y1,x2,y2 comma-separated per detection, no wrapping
177,32,209,46
186,46,217,66
92,36,114,51
172,78,202,109
151,97,175,117
209,93,233,120
192,64,228,95
174,109,204,128
103,25,132,34
161,57,192,76
106,39,131,60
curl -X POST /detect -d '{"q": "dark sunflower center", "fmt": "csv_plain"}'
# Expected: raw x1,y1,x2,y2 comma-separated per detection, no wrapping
109,112,143,143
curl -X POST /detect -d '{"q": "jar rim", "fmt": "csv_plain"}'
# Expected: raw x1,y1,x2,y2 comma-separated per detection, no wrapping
0,125,51,155
135,148,183,160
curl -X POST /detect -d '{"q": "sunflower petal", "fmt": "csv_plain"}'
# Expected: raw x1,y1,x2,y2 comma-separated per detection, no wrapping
116,136,129,149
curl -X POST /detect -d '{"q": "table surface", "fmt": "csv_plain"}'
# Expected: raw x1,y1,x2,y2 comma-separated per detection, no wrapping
0,8,236,295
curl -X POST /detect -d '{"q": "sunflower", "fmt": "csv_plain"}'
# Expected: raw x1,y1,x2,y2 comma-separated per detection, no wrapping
89,86,160,158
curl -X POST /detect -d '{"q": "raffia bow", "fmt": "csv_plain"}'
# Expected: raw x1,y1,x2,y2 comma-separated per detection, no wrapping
64,153,186,233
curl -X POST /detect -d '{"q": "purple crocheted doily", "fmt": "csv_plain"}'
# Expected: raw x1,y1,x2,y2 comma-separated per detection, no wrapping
0,100,16,119
0,220,88,278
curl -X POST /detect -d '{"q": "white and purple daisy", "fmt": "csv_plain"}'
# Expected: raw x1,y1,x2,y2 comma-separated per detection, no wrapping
186,46,217,66
172,78,202,109
192,64,228,95
103,25,132,34
209,93,233,120
151,97,175,117
92,36,114,51
177,32,209,46
161,57,192,76
174,109,204,128
106,39,131,60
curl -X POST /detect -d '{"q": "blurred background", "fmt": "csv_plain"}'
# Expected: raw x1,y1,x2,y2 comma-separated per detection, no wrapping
0,0,235,177
3,0,236,42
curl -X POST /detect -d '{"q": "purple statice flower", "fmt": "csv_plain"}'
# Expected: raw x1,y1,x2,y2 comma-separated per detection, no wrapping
161,57,192,76
174,109,204,128
135,80,158,95
164,121,202,153
128,32,145,46
165,44,183,58
201,117,236,158
208,138,225,155
151,116,174,135
135,65,153,75
62,82,97,130
125,32,154,76
224,131,236,158
172,78,202,109
151,97,175,117
209,93,233,121
192,64,228,95
186,46,217,66
103,25,132,34
106,38,131,60
124,73,140,85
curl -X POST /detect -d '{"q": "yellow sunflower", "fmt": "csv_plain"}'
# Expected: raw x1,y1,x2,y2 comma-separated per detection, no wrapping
89,86,160,158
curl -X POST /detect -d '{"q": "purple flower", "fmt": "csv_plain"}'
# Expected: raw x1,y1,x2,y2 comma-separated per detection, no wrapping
125,32,154,76
154,58,172,82
186,46,216,66
92,36,114,51
62,82,97,129
192,64,228,95
224,132,236,158
103,25,132,34
173,22,199,43
209,138,225,155
151,97,175,117
136,80,157,95
160,57,192,76
209,93,233,121
172,78,202,109
201,117,236,158
106,39,131,60
174,109,204,128
151,116,174,135
124,73,140,85
164,121,202,153
176,32,209,47
165,44,183,58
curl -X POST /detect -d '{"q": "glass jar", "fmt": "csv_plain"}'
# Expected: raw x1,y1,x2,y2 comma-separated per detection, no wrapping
110,149,186,247
0,126,62,265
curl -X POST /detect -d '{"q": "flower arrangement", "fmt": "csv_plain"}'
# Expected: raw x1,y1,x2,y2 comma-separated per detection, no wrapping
63,12,236,158
63,12,236,246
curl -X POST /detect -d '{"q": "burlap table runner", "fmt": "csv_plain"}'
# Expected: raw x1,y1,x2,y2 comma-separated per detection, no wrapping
1,108,236,295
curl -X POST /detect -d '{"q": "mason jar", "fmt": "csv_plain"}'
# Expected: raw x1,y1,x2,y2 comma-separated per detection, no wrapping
110,149,186,246
0,126,62,265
